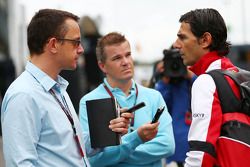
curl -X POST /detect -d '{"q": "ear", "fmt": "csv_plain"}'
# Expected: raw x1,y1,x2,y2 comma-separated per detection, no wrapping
199,32,212,49
98,61,106,74
47,37,59,54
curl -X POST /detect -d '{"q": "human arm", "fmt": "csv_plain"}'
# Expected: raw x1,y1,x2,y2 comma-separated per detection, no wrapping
108,108,133,135
184,75,222,167
80,96,159,166
1,93,41,166
109,107,159,139
120,92,175,165
79,97,143,166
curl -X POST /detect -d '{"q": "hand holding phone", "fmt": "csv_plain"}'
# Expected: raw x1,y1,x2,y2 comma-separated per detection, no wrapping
151,106,165,123
124,102,145,113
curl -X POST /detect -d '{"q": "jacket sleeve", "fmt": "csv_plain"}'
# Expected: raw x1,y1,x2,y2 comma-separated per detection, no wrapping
2,93,41,167
79,97,143,167
185,74,222,167
121,92,175,165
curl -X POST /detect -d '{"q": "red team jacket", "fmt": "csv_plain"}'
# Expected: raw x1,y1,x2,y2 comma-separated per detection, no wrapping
185,51,250,167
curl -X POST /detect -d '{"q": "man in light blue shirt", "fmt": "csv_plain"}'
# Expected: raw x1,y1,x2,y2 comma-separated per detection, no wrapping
1,9,90,167
2,61,91,166
80,32,175,167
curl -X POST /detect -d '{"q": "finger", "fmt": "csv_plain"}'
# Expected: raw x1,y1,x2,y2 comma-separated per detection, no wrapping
143,122,159,130
110,117,130,127
110,117,125,124
109,121,127,129
145,129,158,139
151,122,160,128
119,108,128,113
120,112,134,119
111,127,128,134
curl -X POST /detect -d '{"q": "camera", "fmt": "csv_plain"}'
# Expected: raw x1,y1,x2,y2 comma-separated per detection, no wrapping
163,49,187,78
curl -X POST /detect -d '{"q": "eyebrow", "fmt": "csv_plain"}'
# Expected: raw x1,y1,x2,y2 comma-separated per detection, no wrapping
111,54,121,60
177,33,186,39
177,33,183,37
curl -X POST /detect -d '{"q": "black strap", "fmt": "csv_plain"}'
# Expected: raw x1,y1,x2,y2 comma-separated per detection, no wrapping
189,140,216,158
208,70,241,113
221,120,250,146
222,70,250,114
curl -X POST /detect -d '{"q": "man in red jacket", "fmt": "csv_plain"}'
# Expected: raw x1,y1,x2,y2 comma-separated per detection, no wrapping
173,8,249,167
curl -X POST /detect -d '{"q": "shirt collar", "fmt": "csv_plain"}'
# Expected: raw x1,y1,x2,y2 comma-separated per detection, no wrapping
25,61,69,92
189,51,223,76
103,78,136,94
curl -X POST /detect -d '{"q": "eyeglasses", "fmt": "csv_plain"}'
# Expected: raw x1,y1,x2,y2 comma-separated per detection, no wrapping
57,38,81,47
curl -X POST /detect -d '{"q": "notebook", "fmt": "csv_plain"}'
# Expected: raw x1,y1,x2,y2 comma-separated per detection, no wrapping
86,98,121,148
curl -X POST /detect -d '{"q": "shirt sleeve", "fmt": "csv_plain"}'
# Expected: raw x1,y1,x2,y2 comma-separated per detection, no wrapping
79,97,143,167
1,93,41,166
121,93,175,165
185,74,221,167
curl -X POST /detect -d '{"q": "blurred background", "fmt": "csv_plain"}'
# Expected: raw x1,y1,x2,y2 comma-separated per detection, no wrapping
0,0,250,166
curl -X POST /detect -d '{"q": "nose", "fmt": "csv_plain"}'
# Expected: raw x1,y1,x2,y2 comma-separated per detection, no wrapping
78,44,84,54
173,39,181,49
121,56,129,65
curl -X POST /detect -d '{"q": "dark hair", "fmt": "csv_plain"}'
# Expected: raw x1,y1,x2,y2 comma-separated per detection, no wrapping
180,8,231,56
96,32,127,63
27,9,79,55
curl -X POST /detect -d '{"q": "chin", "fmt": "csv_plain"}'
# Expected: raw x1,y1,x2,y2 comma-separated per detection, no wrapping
183,60,191,66
66,65,77,71
124,74,133,80
71,63,78,69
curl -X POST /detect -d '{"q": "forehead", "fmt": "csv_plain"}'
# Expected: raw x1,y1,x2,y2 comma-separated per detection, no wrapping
104,41,130,56
64,19,81,37
178,22,192,35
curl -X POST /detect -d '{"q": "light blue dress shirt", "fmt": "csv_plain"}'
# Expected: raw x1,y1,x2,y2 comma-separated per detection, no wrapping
79,79,175,167
1,62,90,167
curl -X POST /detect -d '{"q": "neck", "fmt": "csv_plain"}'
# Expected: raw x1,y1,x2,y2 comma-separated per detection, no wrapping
107,78,133,96
30,54,60,80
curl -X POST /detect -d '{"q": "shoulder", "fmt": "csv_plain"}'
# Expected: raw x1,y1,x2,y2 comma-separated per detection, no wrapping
1,76,40,117
137,84,161,95
80,84,110,102
192,74,216,97
155,80,169,90
5,71,41,98
137,84,163,102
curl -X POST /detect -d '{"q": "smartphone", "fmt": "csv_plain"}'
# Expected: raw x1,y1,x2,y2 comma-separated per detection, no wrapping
151,106,165,123
125,102,146,113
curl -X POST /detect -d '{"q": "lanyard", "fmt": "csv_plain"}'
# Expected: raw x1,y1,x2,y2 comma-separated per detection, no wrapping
103,83,138,131
49,89,85,159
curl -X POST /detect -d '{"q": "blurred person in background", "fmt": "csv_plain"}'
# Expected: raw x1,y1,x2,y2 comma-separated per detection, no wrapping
60,62,84,112
79,16,104,92
0,44,16,136
79,32,175,167
0,46,16,99
150,47,196,167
